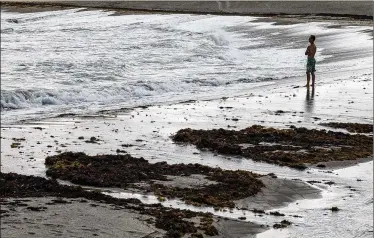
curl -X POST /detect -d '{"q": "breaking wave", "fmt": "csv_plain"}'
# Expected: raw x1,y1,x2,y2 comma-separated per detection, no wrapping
1,8,372,123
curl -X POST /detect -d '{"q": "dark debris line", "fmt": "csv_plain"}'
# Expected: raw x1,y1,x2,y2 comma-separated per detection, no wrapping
172,124,373,170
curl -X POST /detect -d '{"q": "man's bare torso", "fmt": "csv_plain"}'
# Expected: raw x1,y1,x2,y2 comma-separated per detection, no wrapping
306,44,317,57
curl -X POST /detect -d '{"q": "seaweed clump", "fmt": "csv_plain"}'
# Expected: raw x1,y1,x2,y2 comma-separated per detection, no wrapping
172,125,373,170
45,152,264,208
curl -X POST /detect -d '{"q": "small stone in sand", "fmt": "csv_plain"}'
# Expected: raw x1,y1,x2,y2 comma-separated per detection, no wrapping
331,206,339,212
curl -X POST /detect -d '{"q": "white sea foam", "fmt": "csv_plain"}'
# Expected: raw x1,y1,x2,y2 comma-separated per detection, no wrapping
1,9,372,123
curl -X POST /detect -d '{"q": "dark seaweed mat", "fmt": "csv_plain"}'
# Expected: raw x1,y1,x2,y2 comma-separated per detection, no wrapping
45,152,264,208
172,125,373,170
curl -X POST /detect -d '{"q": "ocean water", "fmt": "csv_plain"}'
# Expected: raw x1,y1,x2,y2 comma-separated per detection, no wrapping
1,8,372,124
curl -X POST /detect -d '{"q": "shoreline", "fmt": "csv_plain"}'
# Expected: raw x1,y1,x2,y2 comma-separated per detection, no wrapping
1,1,373,22
1,7,372,125
1,65,372,176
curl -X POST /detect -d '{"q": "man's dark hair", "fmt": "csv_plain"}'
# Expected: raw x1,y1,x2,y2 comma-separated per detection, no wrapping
310,35,316,41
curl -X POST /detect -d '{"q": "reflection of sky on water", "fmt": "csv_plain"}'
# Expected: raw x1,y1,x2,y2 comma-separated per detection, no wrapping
304,86,315,116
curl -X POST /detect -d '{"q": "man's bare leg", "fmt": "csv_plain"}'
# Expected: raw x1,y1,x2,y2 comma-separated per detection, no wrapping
305,72,310,87
311,72,315,87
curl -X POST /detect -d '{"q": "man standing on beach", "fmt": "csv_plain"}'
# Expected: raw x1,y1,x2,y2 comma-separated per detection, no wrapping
305,35,317,87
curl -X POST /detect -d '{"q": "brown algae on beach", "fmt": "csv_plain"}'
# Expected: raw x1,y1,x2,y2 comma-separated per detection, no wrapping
0,172,222,237
273,220,292,229
319,122,373,133
45,152,264,208
172,124,373,170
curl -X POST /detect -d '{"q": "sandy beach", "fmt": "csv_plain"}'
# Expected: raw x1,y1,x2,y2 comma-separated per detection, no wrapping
1,1,373,18
1,3,373,238
2,65,372,237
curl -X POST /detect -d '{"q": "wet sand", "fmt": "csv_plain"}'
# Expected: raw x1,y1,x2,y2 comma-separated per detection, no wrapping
0,171,318,237
1,1,373,18
1,1,373,30
1,172,271,237
2,65,371,175
307,156,373,170
1,197,166,238
235,176,321,211
1,197,269,238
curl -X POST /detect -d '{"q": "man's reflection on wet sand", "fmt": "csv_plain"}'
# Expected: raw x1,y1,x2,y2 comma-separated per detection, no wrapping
305,86,315,114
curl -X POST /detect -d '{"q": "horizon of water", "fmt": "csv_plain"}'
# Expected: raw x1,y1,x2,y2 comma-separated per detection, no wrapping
1,8,372,124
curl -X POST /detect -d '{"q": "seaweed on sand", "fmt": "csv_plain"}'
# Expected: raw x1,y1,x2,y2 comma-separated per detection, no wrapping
45,152,264,209
0,172,218,237
172,125,373,170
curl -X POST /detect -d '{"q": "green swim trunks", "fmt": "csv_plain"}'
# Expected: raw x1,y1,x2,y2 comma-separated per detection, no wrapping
306,57,316,73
